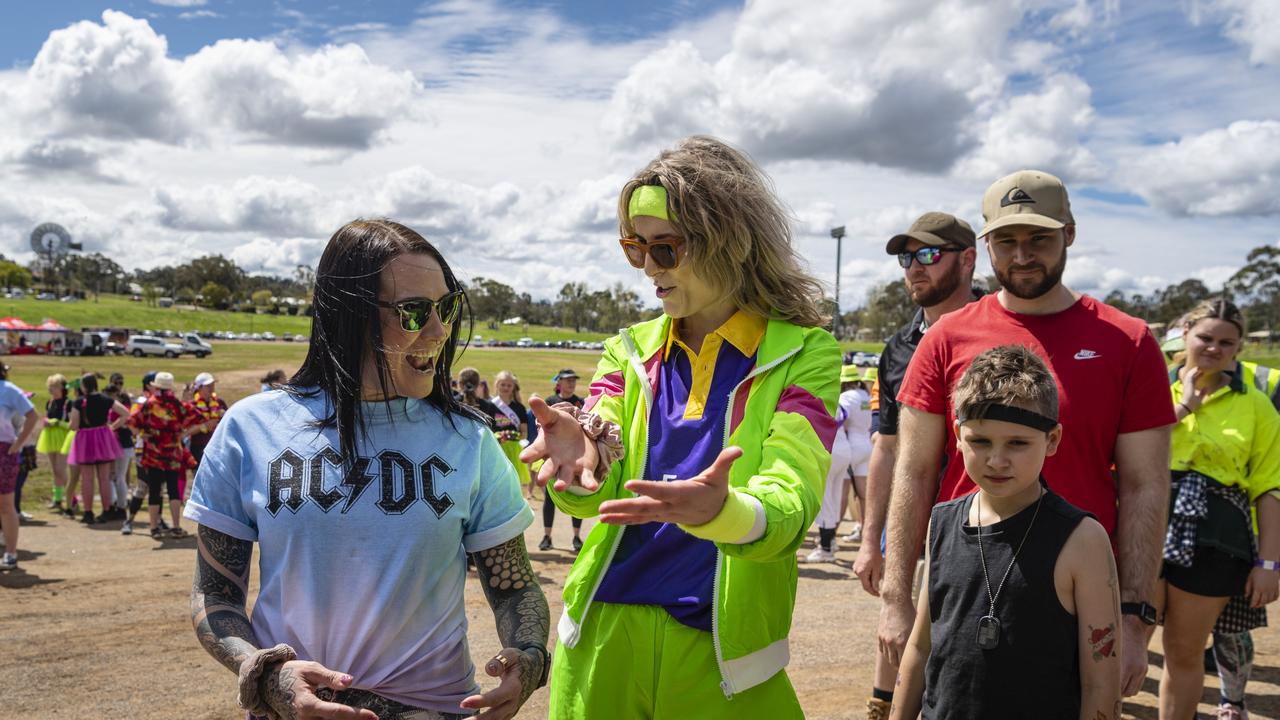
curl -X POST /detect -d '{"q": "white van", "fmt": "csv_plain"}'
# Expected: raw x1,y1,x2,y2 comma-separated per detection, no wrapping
181,333,214,358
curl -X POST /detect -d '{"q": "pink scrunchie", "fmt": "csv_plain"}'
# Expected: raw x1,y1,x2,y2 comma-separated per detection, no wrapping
550,402,624,480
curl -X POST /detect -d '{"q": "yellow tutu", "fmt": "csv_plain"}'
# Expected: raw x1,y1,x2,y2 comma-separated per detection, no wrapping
36,422,72,455
500,439,532,486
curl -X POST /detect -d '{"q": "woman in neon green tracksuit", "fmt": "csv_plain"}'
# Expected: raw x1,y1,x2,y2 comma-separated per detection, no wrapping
521,135,840,719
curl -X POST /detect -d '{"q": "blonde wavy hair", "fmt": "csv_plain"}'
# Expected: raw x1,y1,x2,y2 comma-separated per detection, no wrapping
494,370,523,405
47,373,67,393
617,135,829,328
1181,298,1245,337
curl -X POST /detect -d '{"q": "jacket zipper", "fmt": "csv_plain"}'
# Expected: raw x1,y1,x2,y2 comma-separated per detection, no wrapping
712,343,803,699
574,329,651,644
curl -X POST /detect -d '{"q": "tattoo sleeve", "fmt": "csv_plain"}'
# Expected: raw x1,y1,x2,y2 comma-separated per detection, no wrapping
471,535,551,702
191,524,261,675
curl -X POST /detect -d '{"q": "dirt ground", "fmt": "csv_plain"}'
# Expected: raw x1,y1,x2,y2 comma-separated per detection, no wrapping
3,505,1278,719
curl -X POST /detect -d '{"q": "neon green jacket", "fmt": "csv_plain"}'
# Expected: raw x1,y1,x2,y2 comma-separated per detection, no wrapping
548,313,840,697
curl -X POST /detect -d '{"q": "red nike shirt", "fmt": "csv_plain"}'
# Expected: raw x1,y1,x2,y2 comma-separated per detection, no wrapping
897,293,1175,537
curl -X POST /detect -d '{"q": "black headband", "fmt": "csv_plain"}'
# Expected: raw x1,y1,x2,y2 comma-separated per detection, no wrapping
957,403,1058,432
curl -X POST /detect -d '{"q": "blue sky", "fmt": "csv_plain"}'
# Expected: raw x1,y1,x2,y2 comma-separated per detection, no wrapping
0,0,1277,310
0,1,740,62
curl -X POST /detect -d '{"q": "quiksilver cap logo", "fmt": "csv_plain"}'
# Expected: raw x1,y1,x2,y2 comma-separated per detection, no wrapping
1000,187,1035,207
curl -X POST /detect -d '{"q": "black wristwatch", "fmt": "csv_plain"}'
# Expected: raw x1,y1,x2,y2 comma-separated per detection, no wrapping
1121,601,1157,625
518,644,552,689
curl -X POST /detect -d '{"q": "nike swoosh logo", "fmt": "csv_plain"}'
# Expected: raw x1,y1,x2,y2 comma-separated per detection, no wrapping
1074,350,1100,360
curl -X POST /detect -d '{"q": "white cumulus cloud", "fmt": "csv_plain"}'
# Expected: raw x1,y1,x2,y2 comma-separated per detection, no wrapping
601,0,1098,177
1202,0,1280,65
1126,120,1280,217
7,11,422,151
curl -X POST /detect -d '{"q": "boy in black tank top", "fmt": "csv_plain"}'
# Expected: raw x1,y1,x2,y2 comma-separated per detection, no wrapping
892,346,1121,720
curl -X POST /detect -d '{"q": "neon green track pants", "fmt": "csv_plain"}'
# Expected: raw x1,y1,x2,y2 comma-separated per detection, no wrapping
548,602,804,719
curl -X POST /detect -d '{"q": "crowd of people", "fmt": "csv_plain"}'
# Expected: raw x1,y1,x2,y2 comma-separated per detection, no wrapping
0,366,289,570
2,133,1277,720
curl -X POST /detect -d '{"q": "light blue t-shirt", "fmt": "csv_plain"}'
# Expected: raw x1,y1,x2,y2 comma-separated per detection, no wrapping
0,380,34,444
185,389,534,712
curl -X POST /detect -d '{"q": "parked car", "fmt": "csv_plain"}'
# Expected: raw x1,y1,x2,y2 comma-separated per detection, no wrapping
36,292,56,301
180,333,214,358
516,337,534,347
261,331,276,341
126,335,184,358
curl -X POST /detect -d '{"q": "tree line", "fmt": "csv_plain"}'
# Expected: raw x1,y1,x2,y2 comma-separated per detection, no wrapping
0,252,654,331
1,252,314,314
466,278,649,334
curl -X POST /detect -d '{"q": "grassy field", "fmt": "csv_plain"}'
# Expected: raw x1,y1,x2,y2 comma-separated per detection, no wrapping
1,294,312,335
468,322,613,343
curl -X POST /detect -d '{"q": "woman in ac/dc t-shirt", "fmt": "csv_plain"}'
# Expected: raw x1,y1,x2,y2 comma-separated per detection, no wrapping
67,373,129,524
184,219,548,719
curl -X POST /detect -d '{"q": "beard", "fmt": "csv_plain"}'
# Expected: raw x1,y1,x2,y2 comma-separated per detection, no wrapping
995,245,1067,300
908,266,963,307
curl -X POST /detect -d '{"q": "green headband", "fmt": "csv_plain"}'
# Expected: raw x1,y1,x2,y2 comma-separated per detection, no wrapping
628,185,671,221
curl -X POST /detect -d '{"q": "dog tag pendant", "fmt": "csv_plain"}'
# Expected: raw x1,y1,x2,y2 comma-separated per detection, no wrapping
976,615,1001,650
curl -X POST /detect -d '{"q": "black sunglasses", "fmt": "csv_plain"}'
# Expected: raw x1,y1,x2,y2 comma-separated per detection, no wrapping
897,246,964,269
375,291,464,332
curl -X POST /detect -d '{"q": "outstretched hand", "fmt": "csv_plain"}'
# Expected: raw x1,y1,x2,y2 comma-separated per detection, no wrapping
598,446,743,526
518,397,600,493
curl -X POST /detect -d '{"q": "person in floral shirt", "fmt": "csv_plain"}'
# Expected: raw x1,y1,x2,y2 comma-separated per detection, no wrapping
187,372,227,466
128,372,198,538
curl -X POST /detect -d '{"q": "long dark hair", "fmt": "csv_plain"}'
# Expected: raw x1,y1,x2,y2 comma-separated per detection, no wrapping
290,218,475,464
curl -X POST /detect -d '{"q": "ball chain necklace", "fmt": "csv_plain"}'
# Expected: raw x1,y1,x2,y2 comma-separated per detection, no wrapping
975,486,1044,650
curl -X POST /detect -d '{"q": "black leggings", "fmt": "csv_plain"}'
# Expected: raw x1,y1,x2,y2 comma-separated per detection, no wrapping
145,469,180,505
543,494,581,530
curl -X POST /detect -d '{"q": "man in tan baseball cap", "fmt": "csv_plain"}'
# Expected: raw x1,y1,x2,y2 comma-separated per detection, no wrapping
975,169,1078,302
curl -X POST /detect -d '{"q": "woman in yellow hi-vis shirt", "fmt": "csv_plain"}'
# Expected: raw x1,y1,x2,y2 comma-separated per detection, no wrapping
1158,299,1280,720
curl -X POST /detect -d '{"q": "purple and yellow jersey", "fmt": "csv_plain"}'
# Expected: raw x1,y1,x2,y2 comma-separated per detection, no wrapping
595,312,765,630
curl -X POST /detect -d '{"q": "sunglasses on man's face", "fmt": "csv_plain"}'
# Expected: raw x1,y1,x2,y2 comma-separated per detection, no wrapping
375,291,464,332
897,246,963,269
619,235,686,270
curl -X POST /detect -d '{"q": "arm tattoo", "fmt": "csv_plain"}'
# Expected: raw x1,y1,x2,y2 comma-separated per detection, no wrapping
471,535,550,703
1088,623,1117,662
191,525,261,675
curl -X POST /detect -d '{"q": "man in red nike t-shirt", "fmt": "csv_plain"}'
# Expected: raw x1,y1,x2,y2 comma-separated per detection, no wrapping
876,170,1175,699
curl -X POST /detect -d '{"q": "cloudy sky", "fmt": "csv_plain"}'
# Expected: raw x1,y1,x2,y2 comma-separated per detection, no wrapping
1,0,1278,310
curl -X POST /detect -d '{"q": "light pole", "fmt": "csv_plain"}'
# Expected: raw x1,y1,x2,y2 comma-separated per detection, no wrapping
830,226,845,339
